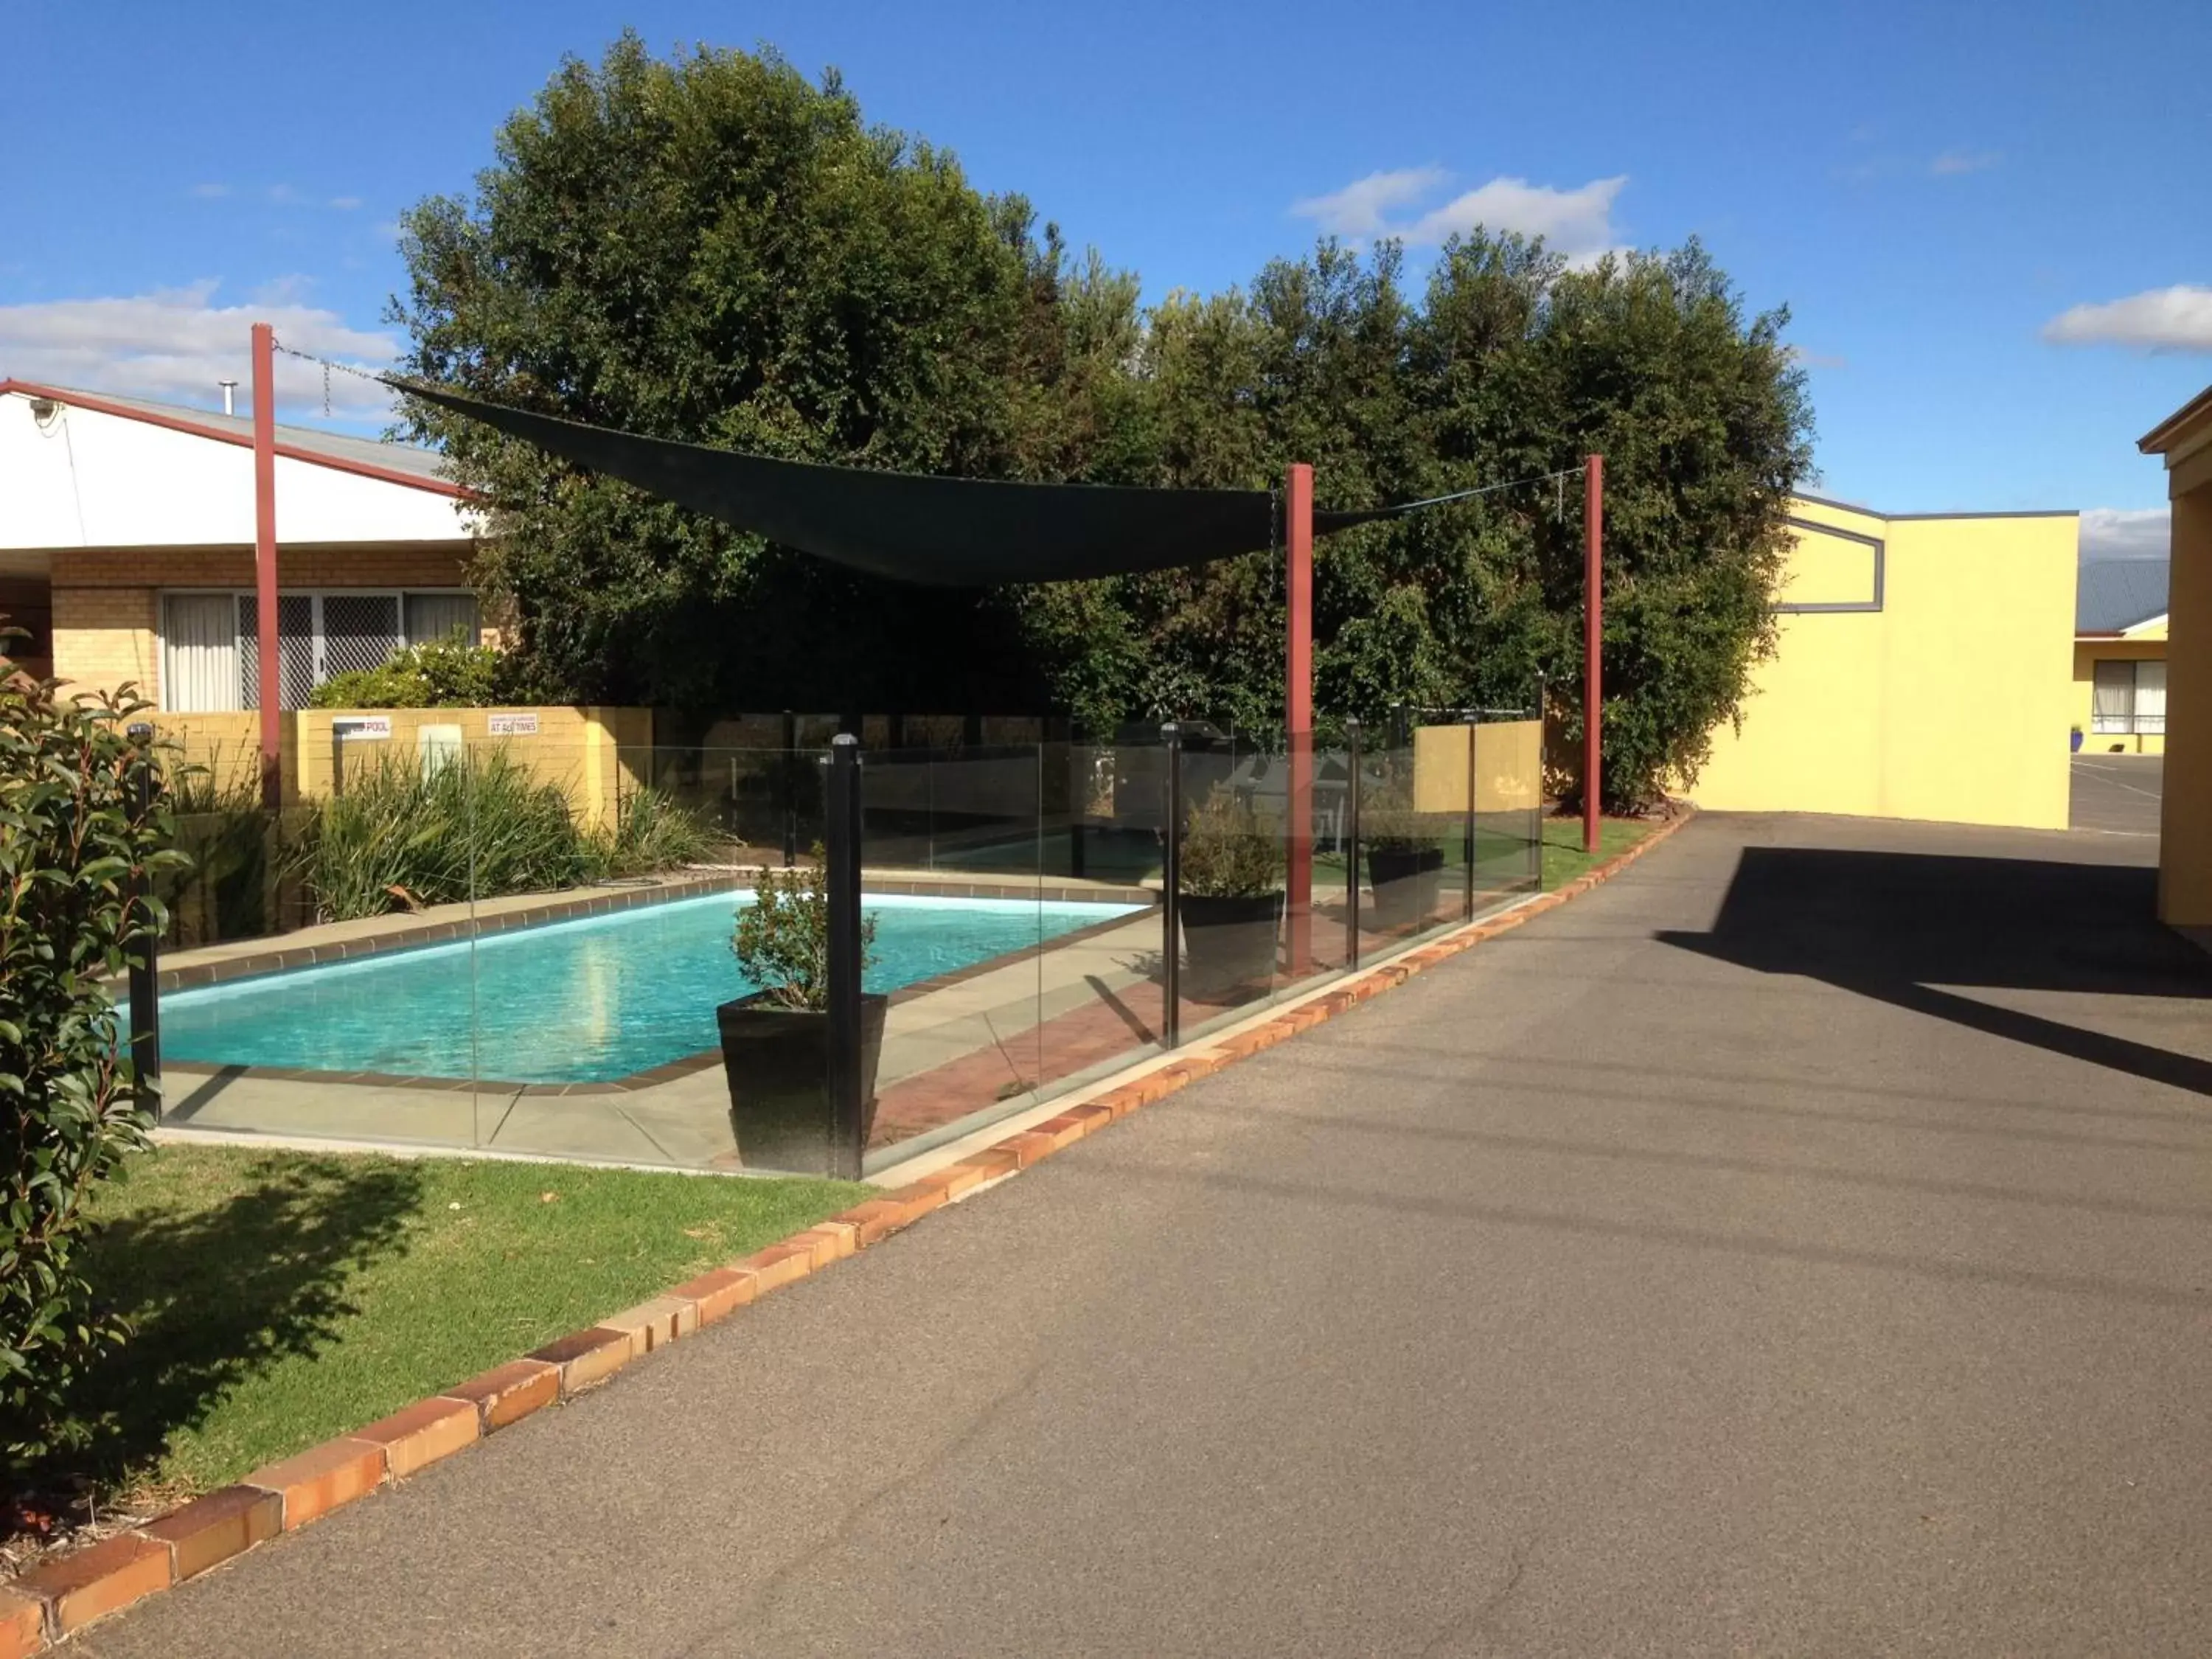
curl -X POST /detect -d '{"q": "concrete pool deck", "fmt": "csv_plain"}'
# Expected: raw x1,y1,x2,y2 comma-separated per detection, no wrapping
150,862,1536,1172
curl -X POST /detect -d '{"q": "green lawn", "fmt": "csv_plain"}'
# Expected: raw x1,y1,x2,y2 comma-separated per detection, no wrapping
69,1144,863,1502
1541,814,1658,888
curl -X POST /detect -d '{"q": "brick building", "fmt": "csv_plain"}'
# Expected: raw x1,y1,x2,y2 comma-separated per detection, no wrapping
1,380,481,708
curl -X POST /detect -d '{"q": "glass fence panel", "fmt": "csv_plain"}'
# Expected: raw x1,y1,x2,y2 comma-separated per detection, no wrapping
462,742,777,1169
1471,714,1545,908
1363,737,1464,950
1170,733,1284,1041
858,745,1048,1172
1021,738,1169,1115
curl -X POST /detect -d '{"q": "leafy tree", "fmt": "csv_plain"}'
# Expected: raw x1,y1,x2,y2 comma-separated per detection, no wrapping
390,33,1065,720
395,37,1812,806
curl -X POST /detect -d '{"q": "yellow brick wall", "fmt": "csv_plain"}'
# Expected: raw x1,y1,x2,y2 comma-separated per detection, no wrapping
52,584,159,702
57,545,473,589
296,706,650,828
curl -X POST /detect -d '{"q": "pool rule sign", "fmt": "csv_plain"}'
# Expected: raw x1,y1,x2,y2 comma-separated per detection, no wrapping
330,715,390,796
488,712,540,736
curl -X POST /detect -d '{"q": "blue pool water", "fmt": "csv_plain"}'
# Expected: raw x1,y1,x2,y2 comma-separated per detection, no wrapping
156,892,1138,1085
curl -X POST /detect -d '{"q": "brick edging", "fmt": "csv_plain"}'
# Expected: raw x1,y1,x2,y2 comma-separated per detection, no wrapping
0,810,1688,1655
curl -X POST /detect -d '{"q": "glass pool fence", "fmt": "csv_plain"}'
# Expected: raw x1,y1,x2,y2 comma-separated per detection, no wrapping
131,715,1543,1178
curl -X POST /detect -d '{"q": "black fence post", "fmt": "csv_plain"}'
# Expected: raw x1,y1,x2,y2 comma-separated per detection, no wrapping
1161,720,1182,1050
1463,714,1478,922
125,723,161,1120
1345,717,1363,970
825,734,864,1180
780,709,798,868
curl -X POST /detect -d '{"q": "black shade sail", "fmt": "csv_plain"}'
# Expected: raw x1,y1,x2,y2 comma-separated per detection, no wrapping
402,382,1397,587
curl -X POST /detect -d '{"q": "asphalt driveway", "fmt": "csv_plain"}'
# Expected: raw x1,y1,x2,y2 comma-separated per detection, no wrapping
82,812,2212,1657
2070,753,2163,835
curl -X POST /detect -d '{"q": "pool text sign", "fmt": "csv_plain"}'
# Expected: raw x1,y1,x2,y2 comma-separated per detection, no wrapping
331,715,392,741
489,712,541,736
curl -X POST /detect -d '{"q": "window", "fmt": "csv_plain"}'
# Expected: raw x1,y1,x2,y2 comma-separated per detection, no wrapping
161,590,479,712
2091,659,2166,735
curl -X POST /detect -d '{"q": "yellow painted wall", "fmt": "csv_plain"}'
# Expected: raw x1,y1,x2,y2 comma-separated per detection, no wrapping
152,712,288,801
150,706,651,827
1411,719,1543,814
299,706,650,829
1690,501,2077,830
2160,484,2212,926
2071,638,2168,756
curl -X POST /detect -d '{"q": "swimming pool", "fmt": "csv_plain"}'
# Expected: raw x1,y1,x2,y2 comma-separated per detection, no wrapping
155,892,1141,1085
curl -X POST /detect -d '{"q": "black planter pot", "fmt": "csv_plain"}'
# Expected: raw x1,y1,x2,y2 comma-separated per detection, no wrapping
1178,891,1284,1004
1366,844,1445,931
714,991,888,1175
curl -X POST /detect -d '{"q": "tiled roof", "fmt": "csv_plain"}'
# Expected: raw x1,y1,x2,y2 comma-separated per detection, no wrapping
2076,557,2168,633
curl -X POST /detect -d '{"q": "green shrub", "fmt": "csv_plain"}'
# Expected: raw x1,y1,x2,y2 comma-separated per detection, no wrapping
0,655,181,1461
1357,770,1433,852
731,854,877,1011
308,636,506,709
1178,786,1284,899
585,787,711,879
163,751,273,945
293,746,587,919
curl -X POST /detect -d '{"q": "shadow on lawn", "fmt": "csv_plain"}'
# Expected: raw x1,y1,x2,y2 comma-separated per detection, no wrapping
67,1155,422,1489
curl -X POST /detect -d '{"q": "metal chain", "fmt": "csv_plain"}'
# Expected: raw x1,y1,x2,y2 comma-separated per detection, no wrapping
269,338,394,394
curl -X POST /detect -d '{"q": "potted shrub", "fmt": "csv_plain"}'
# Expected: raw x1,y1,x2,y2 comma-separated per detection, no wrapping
1176,785,1285,1003
717,856,884,1173
1361,776,1445,931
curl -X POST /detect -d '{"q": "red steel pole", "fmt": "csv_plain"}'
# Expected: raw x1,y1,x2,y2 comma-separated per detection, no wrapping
252,321,282,810
1285,462,1314,978
1583,453,1604,855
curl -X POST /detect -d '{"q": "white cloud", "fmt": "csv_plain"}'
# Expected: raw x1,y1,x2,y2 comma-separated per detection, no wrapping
189,182,231,200
1290,167,1449,238
251,274,318,307
266,184,302,205
2042,285,2212,352
0,281,397,417
1290,169,1629,259
1930,148,2000,175
1408,175,1627,258
2080,507,2171,561
1787,347,1848,369
330,195,363,211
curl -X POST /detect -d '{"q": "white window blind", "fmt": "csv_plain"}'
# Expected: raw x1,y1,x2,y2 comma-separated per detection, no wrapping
161,596,240,712
2090,659,2166,735
2135,661,2166,734
2091,661,2135,734
405,593,479,647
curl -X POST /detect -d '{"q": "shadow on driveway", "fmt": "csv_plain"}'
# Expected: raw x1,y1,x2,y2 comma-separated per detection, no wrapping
1659,846,2212,1099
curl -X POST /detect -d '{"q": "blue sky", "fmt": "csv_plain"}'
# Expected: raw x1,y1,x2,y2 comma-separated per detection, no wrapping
5,0,2205,557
